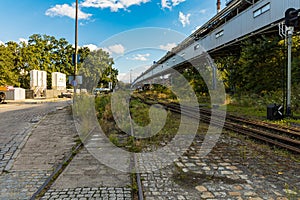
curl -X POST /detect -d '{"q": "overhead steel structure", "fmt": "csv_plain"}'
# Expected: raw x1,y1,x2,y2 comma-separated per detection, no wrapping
132,0,300,87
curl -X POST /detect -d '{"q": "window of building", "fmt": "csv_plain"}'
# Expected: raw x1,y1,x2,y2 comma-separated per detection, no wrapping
216,30,224,38
253,3,270,18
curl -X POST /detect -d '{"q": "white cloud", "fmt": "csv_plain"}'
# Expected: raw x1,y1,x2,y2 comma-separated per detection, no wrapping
159,42,177,51
19,38,28,45
120,0,150,8
179,11,190,27
117,72,129,83
191,25,201,34
0,40,4,45
172,0,185,6
45,4,92,20
81,0,150,12
161,0,185,9
199,9,206,14
118,65,150,83
161,0,171,9
127,53,150,61
103,44,125,55
83,44,99,51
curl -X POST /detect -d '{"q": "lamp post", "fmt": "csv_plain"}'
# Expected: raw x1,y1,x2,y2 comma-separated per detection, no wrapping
74,0,78,94
130,69,132,84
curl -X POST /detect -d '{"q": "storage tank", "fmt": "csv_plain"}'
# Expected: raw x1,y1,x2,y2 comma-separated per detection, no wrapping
30,70,47,97
52,72,66,90
30,70,47,89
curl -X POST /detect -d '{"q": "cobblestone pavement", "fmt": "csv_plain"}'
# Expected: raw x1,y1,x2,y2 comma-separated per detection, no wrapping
41,186,132,200
1,100,133,200
139,128,300,200
0,170,50,199
1,100,299,200
0,101,71,173
0,101,77,200
41,146,132,200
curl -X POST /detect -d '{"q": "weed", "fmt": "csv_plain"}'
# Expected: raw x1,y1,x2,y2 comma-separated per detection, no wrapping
109,134,120,146
284,183,300,200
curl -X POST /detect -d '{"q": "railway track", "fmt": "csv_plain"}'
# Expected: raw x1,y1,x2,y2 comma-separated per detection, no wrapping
134,96,300,154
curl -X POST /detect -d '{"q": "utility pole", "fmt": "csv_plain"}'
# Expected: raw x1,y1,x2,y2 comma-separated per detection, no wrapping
74,0,79,94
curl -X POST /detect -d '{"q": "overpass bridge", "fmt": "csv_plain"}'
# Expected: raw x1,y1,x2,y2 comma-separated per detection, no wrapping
132,0,300,87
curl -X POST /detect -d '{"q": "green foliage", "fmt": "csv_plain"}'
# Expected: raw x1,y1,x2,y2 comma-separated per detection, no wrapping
130,99,150,126
291,83,300,112
72,94,97,139
79,49,117,92
95,93,181,152
215,34,300,96
0,42,19,86
226,86,300,118
0,34,117,90
181,66,209,95
25,34,78,88
216,35,286,94
95,94,111,119
109,134,120,146
98,66,118,89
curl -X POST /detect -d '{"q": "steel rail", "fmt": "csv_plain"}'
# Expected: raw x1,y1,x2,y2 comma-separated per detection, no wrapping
134,96,300,154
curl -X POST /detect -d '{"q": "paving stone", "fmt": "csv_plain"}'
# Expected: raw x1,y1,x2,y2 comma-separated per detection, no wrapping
244,191,258,196
195,185,208,192
201,191,214,199
233,185,243,190
228,191,241,196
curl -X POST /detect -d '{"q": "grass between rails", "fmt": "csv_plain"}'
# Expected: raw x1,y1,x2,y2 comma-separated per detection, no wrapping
95,90,300,153
95,92,300,199
95,93,183,152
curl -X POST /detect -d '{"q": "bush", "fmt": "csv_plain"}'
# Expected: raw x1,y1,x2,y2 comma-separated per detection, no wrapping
228,88,300,115
95,94,111,120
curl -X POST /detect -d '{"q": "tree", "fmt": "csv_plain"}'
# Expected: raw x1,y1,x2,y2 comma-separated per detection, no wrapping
0,42,19,86
78,49,115,92
291,34,300,84
0,34,120,90
98,64,118,89
215,35,287,95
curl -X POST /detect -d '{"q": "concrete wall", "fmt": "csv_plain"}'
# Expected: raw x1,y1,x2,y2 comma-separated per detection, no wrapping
46,89,65,98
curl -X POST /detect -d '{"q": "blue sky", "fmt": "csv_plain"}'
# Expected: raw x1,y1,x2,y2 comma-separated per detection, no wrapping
0,0,226,82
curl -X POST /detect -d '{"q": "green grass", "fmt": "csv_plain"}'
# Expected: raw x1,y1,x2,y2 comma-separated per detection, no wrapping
220,104,266,118
222,103,300,125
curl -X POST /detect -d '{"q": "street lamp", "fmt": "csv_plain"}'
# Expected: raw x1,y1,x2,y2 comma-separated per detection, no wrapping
74,0,79,93
130,69,132,84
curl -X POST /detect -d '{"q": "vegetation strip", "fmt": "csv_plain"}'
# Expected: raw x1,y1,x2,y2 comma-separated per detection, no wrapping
135,95,300,153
